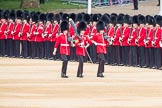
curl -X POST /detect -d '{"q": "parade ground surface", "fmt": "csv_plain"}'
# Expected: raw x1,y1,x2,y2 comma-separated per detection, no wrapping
0,57,162,108
1,0,162,107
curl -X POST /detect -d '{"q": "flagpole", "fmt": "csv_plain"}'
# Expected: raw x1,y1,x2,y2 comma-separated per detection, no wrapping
88,0,92,14
159,0,162,15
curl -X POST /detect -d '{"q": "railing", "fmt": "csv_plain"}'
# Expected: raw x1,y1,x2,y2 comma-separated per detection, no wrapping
60,0,134,7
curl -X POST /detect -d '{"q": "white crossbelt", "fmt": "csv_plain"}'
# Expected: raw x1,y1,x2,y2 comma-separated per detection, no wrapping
97,43,106,46
61,44,69,46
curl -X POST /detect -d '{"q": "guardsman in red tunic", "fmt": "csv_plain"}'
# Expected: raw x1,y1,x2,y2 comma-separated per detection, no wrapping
53,20,71,78
12,10,23,57
92,20,108,77
74,21,92,78
43,13,53,59
28,13,38,59
144,16,155,68
5,10,15,57
50,13,61,60
136,15,146,67
128,15,138,66
35,13,45,59
0,10,8,57
153,16,162,69
89,14,99,63
119,15,131,66
113,15,123,65
20,12,30,58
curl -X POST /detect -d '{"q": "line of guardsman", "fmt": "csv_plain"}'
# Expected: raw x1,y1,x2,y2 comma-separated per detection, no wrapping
0,10,162,77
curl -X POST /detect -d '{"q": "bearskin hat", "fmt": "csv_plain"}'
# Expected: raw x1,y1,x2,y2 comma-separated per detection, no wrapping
77,21,87,34
123,14,131,24
83,13,91,24
16,10,23,20
60,20,69,32
54,13,61,23
111,13,118,17
38,13,45,22
23,12,30,22
138,14,146,24
148,16,155,26
92,14,100,22
1,10,9,20
32,13,38,23
155,15,162,26
9,10,16,21
116,15,124,24
110,15,116,25
70,13,76,22
132,15,138,24
62,13,69,21
46,13,54,22
76,13,83,22
96,20,105,32
100,14,110,26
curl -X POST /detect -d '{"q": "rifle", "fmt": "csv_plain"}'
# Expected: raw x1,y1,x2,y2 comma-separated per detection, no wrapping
144,27,149,46
119,26,123,46
69,19,93,63
152,28,156,47
127,25,132,45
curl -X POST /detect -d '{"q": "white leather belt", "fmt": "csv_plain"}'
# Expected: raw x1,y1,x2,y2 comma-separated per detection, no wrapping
97,43,106,46
61,44,69,46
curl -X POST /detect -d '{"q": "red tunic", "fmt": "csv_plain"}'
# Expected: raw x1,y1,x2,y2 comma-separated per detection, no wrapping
29,24,37,42
138,27,146,47
7,22,14,39
51,23,59,42
35,24,44,42
113,27,121,46
75,35,92,56
20,23,30,41
13,22,22,40
145,28,154,48
44,23,52,41
54,33,71,55
92,33,108,54
121,27,130,46
154,28,161,48
0,22,7,39
130,28,138,46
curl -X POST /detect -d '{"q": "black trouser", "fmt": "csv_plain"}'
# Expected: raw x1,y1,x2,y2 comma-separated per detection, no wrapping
0,39,6,56
36,42,44,59
13,40,20,57
6,39,13,57
113,46,121,65
138,46,145,67
61,54,69,75
97,53,105,74
70,47,76,61
146,48,154,68
133,0,138,9
121,46,130,65
107,45,114,64
89,44,97,63
154,48,161,69
21,40,28,58
129,46,138,66
30,41,36,58
49,42,55,59
77,55,84,76
44,41,50,59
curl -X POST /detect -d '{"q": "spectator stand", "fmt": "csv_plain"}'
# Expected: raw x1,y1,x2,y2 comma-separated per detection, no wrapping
60,0,141,8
